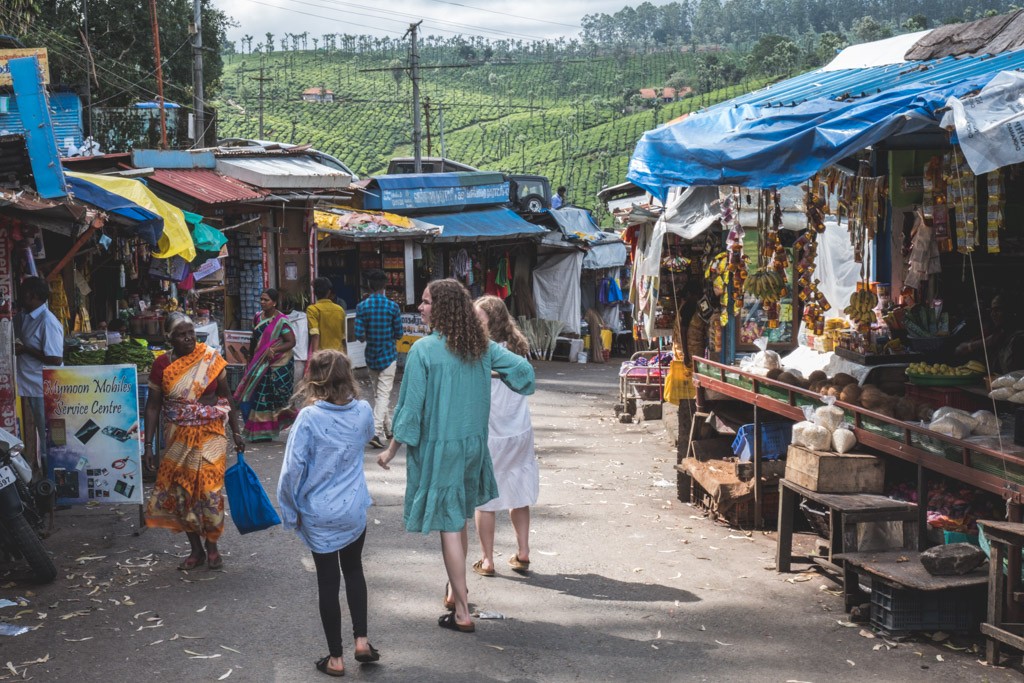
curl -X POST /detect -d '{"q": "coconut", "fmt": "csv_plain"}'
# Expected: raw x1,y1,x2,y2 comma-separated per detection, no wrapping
776,371,799,386
895,397,918,421
766,367,784,380
859,387,887,412
831,372,857,388
808,380,824,393
825,385,842,398
808,370,828,383
839,384,862,405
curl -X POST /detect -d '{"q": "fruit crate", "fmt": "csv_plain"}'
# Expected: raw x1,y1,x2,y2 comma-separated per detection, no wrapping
869,578,985,635
903,383,989,412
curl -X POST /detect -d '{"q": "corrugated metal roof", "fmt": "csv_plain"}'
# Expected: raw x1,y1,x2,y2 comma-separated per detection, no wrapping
709,46,1024,111
216,155,351,190
146,168,267,205
0,91,83,156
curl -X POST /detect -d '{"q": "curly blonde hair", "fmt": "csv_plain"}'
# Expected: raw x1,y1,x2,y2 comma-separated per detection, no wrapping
475,295,529,357
427,279,488,361
293,349,358,407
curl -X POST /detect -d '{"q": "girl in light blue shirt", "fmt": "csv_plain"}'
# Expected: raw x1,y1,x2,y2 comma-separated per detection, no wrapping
278,350,380,676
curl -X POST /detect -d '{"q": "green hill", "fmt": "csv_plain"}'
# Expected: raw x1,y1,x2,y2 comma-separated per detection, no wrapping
216,48,767,217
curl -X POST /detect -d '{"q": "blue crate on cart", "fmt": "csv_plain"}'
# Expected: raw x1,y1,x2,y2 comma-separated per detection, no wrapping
731,422,792,461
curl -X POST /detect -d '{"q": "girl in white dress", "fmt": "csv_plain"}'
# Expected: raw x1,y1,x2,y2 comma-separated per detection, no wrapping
471,295,539,577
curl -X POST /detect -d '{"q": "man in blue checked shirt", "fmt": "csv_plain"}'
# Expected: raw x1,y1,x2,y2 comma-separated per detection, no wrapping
355,270,404,448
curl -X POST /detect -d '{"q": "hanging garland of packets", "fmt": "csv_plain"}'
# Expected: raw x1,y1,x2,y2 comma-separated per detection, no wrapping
947,147,978,254
987,169,1004,254
745,190,790,328
798,178,832,334
704,188,748,328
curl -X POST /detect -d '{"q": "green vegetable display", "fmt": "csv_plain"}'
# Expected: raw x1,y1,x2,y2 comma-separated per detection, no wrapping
66,349,107,366
105,342,156,371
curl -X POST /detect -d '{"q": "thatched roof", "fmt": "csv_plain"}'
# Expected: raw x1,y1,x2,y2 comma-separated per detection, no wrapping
905,10,1024,60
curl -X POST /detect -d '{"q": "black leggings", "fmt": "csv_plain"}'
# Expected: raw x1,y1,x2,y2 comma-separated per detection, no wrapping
311,528,368,657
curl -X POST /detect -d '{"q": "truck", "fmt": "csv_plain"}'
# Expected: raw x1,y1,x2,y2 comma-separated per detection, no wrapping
385,157,553,215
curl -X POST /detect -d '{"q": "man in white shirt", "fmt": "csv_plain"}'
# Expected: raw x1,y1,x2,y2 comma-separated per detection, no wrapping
13,277,64,475
551,185,567,209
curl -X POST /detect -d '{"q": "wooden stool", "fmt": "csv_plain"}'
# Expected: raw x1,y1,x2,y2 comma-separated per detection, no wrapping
978,520,1024,665
776,479,918,609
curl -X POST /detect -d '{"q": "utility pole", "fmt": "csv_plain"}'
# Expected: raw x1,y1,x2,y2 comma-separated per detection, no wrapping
423,96,431,157
405,21,422,173
438,101,447,160
191,0,205,146
251,67,273,140
148,0,167,148
82,0,92,137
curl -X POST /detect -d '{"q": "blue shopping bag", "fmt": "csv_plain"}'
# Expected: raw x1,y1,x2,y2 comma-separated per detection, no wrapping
224,452,281,535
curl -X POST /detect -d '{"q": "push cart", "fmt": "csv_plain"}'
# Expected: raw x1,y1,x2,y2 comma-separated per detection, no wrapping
615,350,669,422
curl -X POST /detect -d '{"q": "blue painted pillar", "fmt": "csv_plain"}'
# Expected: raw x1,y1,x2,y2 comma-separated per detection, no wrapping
9,56,67,199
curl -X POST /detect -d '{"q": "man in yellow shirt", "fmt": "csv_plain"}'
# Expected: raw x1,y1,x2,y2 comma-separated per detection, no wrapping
307,277,346,356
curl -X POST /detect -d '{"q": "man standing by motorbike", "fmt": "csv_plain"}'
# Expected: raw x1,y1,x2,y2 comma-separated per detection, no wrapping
13,277,63,478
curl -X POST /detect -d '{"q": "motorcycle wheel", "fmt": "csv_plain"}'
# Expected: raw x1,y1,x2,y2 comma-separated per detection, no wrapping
3,514,56,584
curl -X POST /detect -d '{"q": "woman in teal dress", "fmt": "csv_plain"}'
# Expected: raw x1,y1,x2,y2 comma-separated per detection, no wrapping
378,279,534,634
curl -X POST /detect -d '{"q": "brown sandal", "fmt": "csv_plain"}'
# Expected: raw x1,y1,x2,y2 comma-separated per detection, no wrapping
472,559,495,577
508,554,530,574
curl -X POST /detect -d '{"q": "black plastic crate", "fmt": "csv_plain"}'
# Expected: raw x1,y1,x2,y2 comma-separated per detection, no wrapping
869,578,984,635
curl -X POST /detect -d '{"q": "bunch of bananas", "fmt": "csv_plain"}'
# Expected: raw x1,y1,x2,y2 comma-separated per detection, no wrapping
908,361,984,377
844,288,878,325
747,268,787,303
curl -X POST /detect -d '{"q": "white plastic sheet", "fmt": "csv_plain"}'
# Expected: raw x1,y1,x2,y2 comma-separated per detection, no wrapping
815,219,862,321
532,252,583,335
943,71,1024,175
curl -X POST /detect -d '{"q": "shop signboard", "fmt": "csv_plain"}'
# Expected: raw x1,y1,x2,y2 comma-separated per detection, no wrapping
43,364,142,505
0,223,15,434
0,48,49,86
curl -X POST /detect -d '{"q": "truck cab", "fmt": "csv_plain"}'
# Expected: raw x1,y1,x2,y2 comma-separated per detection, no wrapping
507,174,552,214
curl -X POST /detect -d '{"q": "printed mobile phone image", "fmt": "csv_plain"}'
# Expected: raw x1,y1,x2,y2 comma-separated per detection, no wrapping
75,419,100,444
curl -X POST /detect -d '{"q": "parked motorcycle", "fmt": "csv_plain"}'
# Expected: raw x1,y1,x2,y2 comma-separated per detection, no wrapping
0,428,56,583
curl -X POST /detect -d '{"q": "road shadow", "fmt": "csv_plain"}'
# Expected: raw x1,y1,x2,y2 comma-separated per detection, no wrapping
497,571,699,604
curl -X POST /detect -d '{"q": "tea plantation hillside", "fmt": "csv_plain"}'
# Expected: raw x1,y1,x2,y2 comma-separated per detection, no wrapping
216,48,766,214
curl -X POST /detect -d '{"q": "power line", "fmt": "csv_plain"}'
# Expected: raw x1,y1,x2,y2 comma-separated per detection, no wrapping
237,0,552,42
419,0,581,30
1,6,200,107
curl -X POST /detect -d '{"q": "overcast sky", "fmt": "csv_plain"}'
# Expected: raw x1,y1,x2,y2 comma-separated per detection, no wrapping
213,0,649,47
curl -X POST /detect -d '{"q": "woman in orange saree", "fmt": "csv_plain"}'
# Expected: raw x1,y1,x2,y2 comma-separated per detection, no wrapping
144,313,245,570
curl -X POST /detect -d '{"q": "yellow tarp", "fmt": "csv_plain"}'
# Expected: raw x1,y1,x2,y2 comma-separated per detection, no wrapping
314,207,415,233
66,171,196,262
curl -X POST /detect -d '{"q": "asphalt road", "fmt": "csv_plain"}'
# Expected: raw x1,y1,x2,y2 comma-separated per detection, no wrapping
0,360,1018,682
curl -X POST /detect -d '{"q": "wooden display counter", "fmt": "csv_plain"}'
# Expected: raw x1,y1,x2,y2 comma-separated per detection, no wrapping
690,357,1024,532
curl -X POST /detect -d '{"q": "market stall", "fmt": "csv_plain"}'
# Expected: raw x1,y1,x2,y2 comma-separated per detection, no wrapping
622,16,1024,639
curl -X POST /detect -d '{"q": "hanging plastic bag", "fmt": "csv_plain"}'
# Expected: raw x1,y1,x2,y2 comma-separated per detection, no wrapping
663,360,696,404
224,452,281,535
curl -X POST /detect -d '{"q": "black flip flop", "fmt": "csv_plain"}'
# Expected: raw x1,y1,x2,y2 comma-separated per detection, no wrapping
354,644,381,663
315,656,345,677
437,612,475,633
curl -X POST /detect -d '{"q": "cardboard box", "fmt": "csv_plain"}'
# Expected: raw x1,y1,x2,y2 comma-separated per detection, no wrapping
784,444,884,493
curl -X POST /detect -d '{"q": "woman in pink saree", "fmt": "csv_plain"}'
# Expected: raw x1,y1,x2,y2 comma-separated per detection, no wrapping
234,288,296,442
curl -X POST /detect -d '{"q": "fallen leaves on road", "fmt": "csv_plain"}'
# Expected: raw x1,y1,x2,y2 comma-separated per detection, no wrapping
858,629,875,639
218,670,233,680
220,645,241,654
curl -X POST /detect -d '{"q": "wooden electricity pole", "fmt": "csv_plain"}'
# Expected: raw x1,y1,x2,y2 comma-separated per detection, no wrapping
148,0,167,148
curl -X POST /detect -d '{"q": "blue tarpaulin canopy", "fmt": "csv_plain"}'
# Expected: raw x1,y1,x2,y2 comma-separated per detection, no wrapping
548,208,627,270
627,45,1024,197
416,207,547,241
362,172,509,211
628,78,990,196
66,175,164,246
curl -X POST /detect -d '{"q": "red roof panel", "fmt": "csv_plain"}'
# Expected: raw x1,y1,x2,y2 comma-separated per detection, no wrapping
146,168,267,205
